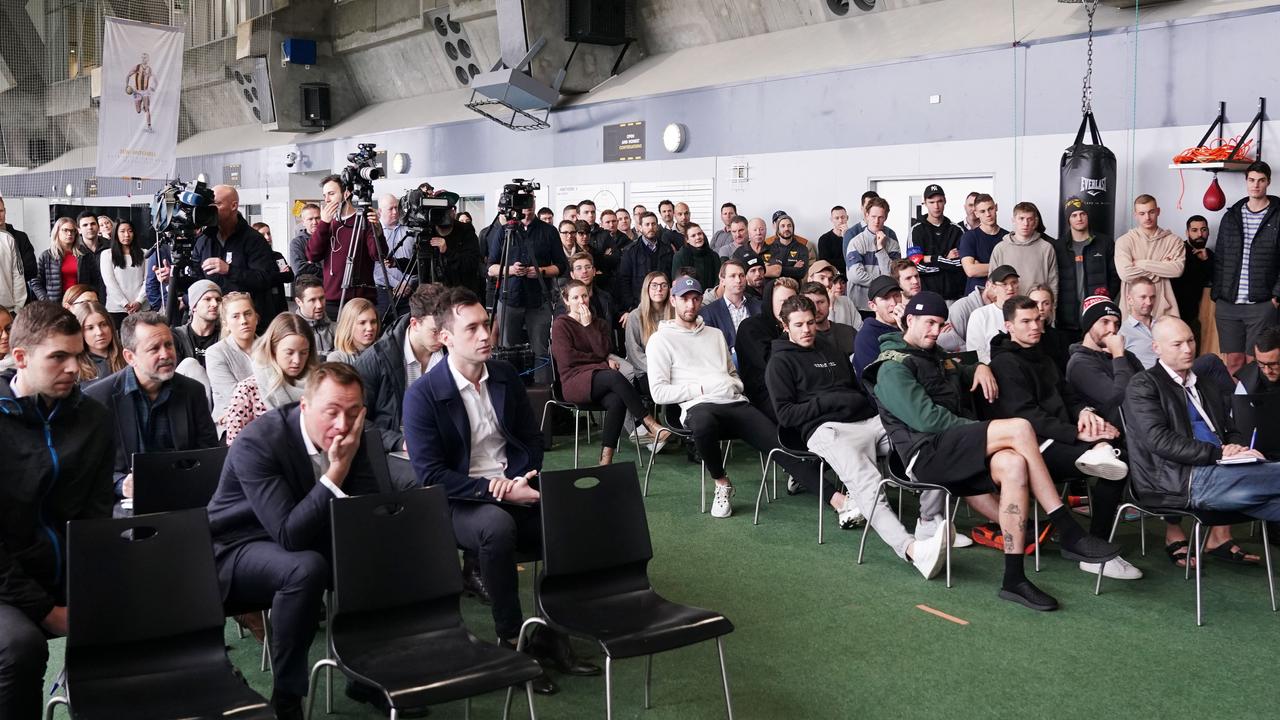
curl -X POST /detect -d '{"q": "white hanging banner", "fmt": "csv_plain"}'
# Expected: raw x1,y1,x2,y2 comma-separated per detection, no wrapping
95,17,184,180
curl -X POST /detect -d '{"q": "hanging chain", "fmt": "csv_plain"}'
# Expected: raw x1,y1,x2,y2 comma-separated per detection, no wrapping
1081,0,1098,115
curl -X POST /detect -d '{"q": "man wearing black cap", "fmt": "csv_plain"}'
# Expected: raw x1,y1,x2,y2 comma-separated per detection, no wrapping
853,276,903,379
909,185,965,301
965,265,1021,363
647,276,821,519
1055,197,1120,338
863,291,1122,611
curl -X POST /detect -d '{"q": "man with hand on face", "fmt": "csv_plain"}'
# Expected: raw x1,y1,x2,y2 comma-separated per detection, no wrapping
84,313,220,508
845,197,900,310
404,288,596,693
307,175,390,319
207,363,382,719
158,184,276,324
854,276,904,380
864,292,1122,611
0,303,114,718
987,296,1139,580
818,205,850,270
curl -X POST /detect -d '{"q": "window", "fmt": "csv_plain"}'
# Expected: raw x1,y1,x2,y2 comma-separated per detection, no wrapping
46,0,103,81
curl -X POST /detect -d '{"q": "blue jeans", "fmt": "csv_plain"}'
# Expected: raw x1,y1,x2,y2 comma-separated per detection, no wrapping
1190,462,1280,521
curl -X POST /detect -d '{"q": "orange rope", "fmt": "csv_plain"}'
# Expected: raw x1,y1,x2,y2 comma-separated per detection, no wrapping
1172,135,1255,164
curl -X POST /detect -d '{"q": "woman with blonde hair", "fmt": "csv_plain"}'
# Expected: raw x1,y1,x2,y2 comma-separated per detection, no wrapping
36,217,81,302
206,291,259,431
624,271,675,377
327,298,379,364
222,313,316,443
72,301,125,380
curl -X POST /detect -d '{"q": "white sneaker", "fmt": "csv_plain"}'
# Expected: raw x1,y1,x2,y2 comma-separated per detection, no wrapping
711,484,735,518
915,518,972,548
1078,554,1143,580
837,496,865,529
786,477,803,495
911,526,948,580
1074,442,1129,481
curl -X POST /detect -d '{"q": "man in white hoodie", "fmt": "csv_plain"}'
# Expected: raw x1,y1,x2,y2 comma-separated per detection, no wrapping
647,276,822,519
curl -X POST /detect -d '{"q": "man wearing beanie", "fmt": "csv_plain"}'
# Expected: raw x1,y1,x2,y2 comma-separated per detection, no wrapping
1055,197,1120,337
765,214,810,281
987,295,1139,580
173,279,222,367
864,291,1122,611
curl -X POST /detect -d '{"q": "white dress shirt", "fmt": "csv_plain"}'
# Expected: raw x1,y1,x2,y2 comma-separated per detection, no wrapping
299,411,348,498
404,333,444,388
448,357,508,480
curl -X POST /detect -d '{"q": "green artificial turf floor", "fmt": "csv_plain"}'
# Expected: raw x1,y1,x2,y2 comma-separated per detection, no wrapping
43,439,1280,719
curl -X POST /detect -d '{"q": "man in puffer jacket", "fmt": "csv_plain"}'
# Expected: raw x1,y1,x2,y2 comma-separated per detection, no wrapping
0,302,114,718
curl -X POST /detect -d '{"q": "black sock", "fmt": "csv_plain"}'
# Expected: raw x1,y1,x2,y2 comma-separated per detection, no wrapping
1048,505,1086,546
1002,553,1026,588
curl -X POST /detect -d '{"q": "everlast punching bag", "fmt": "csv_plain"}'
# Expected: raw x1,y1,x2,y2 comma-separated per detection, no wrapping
1058,112,1117,241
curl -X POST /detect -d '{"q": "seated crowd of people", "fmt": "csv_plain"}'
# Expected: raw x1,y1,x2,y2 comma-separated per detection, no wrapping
3,162,1280,717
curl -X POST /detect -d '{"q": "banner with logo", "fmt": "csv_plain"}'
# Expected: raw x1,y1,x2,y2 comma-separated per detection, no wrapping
95,17,184,180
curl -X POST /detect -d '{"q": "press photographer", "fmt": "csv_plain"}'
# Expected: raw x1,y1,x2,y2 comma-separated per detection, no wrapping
152,182,274,328
486,179,564,384
308,144,390,319
398,184,483,298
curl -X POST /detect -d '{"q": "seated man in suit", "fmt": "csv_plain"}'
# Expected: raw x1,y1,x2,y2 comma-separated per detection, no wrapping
403,287,598,695
84,312,220,508
699,260,760,354
206,363,381,719
1124,318,1280,529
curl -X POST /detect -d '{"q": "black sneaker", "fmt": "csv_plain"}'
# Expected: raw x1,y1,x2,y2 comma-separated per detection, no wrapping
998,580,1059,612
1058,533,1122,563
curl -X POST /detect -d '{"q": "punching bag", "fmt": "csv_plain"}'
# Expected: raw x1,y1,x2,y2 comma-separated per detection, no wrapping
1059,112,1117,241
1203,174,1226,211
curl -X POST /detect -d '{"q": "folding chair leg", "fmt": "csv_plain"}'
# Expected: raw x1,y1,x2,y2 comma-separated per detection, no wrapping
503,617,547,720
1033,506,1041,573
944,494,954,588
1139,513,1147,556
465,697,471,720
1262,522,1277,612
605,656,614,720
644,655,653,709
1096,503,1131,596
817,465,825,545
539,401,552,434
573,412,581,469
716,637,735,720
1193,522,1204,626
753,457,770,525
304,658,339,720
700,463,707,514
643,440,660,497
43,691,68,712
857,480,890,564
260,611,272,673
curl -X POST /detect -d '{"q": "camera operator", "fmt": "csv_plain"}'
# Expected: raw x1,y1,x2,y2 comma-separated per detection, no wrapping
424,199,484,297
376,193,414,319
308,174,388,319
154,185,275,325
486,203,565,384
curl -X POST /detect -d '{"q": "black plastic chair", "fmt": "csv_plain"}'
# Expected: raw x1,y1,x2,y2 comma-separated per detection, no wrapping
46,509,273,719
131,445,228,515
753,429,829,544
505,463,735,720
1094,409,1277,625
540,347,643,468
305,486,542,719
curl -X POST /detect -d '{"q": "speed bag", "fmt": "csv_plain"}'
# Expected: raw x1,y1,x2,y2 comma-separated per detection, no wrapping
1059,112,1117,242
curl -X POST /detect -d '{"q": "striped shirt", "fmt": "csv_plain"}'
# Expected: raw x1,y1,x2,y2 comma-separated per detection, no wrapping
1236,204,1269,303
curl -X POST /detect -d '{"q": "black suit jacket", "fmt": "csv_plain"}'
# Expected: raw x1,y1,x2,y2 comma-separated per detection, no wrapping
84,368,221,496
403,358,543,501
206,404,379,591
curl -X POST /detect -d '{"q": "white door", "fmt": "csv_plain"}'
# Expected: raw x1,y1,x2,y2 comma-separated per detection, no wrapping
870,176,995,237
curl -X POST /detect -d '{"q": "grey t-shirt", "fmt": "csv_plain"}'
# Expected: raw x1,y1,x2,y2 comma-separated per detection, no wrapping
1071,238,1089,302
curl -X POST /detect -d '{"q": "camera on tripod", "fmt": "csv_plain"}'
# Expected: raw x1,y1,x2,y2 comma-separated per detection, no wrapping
341,143,384,209
149,178,217,325
399,187,452,231
498,178,539,223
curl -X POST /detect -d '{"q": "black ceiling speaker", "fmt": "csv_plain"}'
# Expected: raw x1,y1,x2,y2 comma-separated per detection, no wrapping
565,0,633,46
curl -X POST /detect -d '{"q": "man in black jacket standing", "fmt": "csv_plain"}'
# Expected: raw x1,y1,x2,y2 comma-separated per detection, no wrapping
207,363,380,719
987,296,1139,580
617,212,675,314
1124,317,1280,523
1056,196,1121,338
0,302,114,718
910,184,965,301
1211,160,1279,377
84,313,220,504
767,295,947,568
486,207,563,384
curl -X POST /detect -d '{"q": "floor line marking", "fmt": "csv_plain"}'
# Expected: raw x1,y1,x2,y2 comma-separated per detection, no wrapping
916,604,969,625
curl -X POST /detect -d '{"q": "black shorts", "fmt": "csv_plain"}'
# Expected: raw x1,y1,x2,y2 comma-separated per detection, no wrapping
908,422,997,495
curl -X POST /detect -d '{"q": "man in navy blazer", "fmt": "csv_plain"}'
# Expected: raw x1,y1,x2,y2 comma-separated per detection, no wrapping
404,287,597,692
699,259,761,353
207,363,377,719
83,313,220,505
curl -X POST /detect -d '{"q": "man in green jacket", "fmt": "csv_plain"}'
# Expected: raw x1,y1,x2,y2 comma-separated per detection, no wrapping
863,291,1120,611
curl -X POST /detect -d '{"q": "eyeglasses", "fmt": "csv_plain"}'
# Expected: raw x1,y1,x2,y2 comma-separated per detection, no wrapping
559,230,573,235
649,282,670,290
1257,360,1280,370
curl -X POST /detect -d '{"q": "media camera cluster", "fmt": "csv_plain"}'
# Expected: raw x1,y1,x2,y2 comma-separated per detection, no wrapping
149,178,218,324
341,142,384,208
